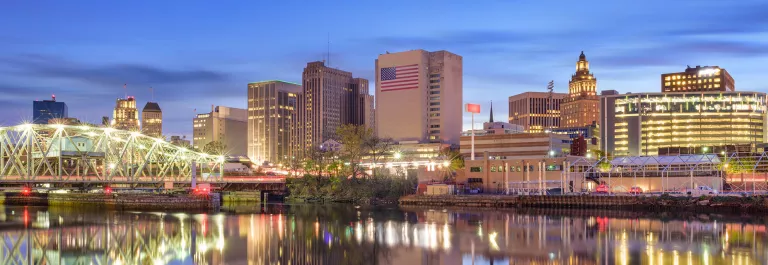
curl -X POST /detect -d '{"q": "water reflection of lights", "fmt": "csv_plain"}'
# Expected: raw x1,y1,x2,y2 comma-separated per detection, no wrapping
8,207,768,264
489,232,499,251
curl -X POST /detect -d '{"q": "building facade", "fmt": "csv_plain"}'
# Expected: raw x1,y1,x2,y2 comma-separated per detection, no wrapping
375,50,463,144
33,95,68,124
661,65,734,93
294,61,371,158
459,133,569,160
460,156,586,194
247,80,301,164
602,91,768,156
193,106,248,155
508,92,566,133
170,135,191,147
111,97,140,131
141,102,162,138
561,51,599,128
598,90,620,156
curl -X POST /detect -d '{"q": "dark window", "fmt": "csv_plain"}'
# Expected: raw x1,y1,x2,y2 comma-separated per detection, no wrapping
429,80,440,83
430,85,440,89
430,125,440,128
430,74,441,78
470,167,482,172
430,102,440,106
430,91,440,94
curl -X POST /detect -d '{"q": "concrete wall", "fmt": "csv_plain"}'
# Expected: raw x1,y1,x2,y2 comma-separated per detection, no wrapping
1,193,219,211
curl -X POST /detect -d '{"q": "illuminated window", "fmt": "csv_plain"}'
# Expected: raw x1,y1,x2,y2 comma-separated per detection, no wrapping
665,76,670,81
665,82,670,86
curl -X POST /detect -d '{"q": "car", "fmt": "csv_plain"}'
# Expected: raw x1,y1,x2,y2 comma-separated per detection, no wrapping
547,188,564,195
595,184,609,194
629,186,643,194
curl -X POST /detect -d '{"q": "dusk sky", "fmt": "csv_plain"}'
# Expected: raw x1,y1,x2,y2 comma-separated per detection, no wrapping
1,0,767,138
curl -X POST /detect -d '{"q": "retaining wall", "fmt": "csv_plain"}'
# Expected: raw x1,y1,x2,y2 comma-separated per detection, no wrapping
399,194,768,213
0,192,220,211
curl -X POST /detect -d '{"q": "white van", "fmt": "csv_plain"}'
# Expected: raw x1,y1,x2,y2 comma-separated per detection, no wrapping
687,186,718,196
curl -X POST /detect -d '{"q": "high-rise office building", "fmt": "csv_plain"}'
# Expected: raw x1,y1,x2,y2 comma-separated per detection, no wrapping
33,95,68,124
247,80,301,164
661,65,734,93
294,61,371,158
111,97,140,131
601,91,767,156
598,90,620,154
561,51,599,128
375,50,463,144
193,106,248,155
350,78,375,130
141,102,163,138
508,92,567,133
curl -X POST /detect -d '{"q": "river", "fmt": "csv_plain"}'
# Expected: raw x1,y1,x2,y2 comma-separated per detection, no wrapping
0,203,765,265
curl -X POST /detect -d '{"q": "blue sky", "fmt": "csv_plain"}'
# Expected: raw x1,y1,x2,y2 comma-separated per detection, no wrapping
1,0,767,137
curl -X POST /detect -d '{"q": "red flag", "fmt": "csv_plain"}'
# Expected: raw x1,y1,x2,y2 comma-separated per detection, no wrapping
466,103,481,114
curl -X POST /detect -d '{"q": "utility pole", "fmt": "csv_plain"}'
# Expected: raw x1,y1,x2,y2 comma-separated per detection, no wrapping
547,80,554,132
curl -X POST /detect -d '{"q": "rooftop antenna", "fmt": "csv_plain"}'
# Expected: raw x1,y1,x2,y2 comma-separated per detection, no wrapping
327,32,330,67
123,83,127,99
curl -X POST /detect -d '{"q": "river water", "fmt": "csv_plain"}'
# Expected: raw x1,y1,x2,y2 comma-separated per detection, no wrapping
0,204,765,265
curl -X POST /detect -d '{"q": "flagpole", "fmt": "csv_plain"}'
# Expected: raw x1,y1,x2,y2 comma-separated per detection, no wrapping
471,112,475,161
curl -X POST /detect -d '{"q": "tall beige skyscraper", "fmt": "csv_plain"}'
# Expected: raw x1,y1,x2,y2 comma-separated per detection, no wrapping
561,51,599,128
141,102,162,138
375,50,463,144
247,80,301,164
294,61,371,158
112,97,140,131
193,106,248,155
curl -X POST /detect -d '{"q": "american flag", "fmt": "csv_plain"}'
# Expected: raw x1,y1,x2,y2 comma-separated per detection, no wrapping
380,64,419,92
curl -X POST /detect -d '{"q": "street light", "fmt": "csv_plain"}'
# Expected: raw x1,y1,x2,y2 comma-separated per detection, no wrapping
548,150,555,157
394,152,402,159
586,153,593,159
702,146,709,153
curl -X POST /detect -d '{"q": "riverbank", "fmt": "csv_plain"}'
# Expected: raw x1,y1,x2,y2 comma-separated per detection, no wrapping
0,192,221,211
399,194,768,213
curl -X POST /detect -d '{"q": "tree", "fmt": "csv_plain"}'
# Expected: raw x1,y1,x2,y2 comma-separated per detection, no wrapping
282,156,302,177
202,141,227,155
365,136,395,178
336,124,373,178
305,146,333,177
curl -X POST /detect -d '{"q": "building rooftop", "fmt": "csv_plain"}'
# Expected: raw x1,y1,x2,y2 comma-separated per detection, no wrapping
142,102,161,112
248,80,301,86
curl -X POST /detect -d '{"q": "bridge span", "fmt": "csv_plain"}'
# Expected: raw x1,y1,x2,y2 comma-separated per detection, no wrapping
0,123,285,191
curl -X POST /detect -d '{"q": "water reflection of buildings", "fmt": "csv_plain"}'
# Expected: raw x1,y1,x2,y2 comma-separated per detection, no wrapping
0,207,226,265
1,205,768,264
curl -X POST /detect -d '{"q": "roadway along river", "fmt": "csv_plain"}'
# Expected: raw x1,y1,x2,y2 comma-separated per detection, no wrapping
0,203,765,264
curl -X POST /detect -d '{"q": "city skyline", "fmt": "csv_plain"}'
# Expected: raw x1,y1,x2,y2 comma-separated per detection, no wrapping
1,0,767,138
